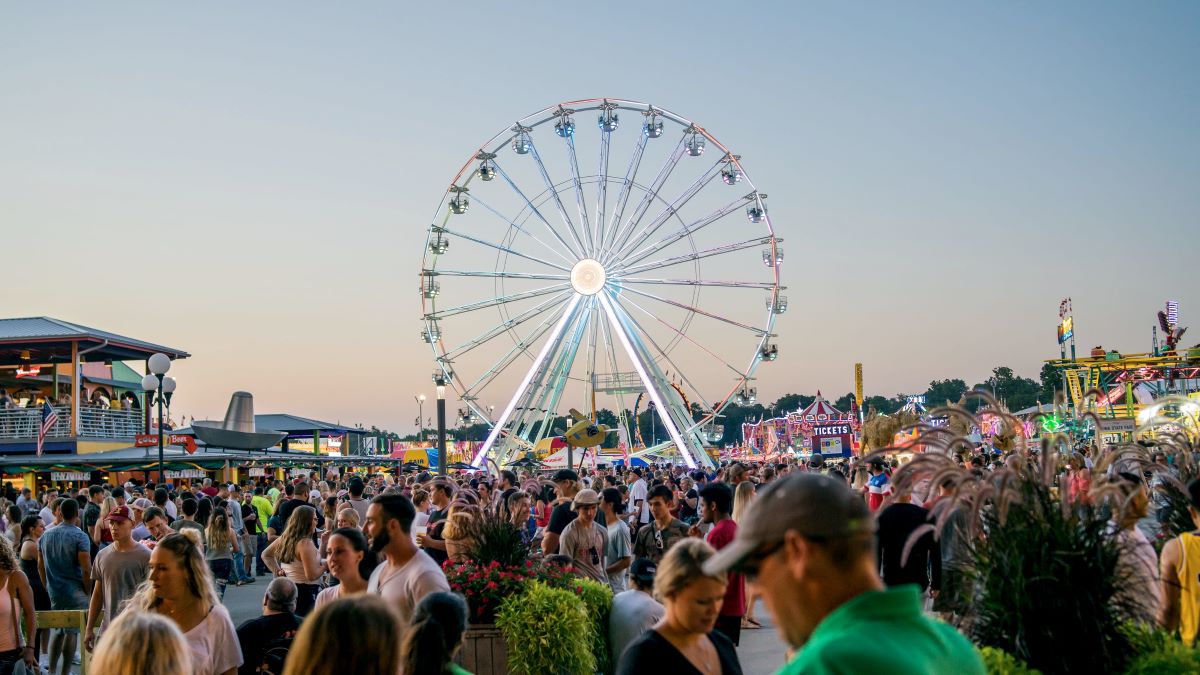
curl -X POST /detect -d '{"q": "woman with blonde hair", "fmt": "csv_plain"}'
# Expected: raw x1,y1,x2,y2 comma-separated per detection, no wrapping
128,531,242,675
93,495,117,550
334,504,360,531
731,481,755,524
261,505,323,616
282,595,402,675
442,502,481,563
730,481,761,630
0,535,37,674
90,611,193,675
616,538,742,675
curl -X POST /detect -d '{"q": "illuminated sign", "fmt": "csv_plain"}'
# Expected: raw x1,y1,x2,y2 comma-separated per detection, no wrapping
1057,316,1074,344
51,472,88,482
15,366,40,378
165,469,206,479
248,468,267,477
906,395,926,406
135,433,198,454
813,424,852,436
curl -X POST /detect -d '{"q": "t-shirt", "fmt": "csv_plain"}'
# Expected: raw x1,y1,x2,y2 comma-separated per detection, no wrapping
876,503,940,591
678,488,699,522
38,507,54,528
277,498,309,528
184,604,244,675
547,501,576,536
252,496,273,531
241,503,259,536
867,473,892,512
606,519,633,593
267,488,281,505
609,590,665,666
314,582,351,611
93,542,151,625
559,520,608,584
629,479,650,524
423,508,449,565
706,519,746,617
39,522,90,600
163,501,178,520
778,586,985,675
235,612,300,675
171,519,206,540
616,629,741,675
346,496,371,525
633,519,691,564
367,549,450,635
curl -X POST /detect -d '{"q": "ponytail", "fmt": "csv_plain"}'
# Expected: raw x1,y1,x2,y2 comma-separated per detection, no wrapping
401,614,450,675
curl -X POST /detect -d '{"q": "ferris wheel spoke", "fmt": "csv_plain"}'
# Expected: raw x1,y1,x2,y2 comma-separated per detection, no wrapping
437,226,572,273
616,193,756,271
461,296,577,401
597,292,702,469
618,277,778,290
473,295,585,466
442,290,572,362
598,316,634,447
431,270,569,282
594,129,612,258
619,285,769,336
564,136,593,255
605,156,726,266
525,139,590,258
615,299,716,413
470,188,578,267
601,132,649,255
618,236,774,277
620,293,748,381
606,136,688,264
426,283,571,320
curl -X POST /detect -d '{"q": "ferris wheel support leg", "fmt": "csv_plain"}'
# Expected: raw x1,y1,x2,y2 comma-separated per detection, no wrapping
472,294,584,468
597,292,711,470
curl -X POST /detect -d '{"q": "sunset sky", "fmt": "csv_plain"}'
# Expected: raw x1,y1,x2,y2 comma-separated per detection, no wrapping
2,2,1196,433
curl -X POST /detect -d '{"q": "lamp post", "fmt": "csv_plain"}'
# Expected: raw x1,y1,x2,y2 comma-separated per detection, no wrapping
141,353,175,485
435,375,447,475
414,394,426,441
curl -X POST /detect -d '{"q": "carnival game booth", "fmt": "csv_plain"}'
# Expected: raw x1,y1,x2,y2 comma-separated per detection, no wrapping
741,393,861,458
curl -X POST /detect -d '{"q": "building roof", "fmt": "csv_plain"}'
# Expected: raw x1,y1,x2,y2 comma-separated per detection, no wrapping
796,392,850,421
0,317,190,366
255,413,362,435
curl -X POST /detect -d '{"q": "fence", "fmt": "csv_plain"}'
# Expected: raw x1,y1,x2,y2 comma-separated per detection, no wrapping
0,406,143,440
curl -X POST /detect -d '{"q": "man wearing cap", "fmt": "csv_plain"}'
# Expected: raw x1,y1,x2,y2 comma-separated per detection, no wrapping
83,505,151,652
128,497,154,541
609,558,665,665
558,488,608,584
704,473,984,675
542,469,582,555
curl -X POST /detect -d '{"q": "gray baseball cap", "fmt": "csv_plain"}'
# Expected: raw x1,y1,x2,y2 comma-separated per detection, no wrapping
702,472,875,575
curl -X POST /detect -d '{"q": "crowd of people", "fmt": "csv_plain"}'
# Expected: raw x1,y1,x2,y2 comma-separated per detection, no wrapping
0,445,1190,674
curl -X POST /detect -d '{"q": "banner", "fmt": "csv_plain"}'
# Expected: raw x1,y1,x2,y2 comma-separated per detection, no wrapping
51,471,88,482
248,468,267,477
165,469,206,479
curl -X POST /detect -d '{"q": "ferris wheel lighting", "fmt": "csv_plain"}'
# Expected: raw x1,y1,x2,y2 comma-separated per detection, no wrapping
555,116,576,137
598,292,698,469
473,294,584,467
570,259,607,296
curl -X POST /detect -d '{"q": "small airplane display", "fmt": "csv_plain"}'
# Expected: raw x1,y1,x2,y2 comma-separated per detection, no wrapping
562,408,609,448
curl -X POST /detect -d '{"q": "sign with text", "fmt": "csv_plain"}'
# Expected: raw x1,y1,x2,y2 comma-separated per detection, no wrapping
1099,418,1136,432
135,433,198,454
812,424,852,437
165,469,207,479
248,468,267,477
51,471,89,482
1057,316,1074,344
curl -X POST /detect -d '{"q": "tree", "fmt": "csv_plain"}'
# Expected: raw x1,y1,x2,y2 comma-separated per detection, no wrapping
833,392,857,411
972,366,1042,412
771,393,814,417
923,379,968,408
1038,363,1060,405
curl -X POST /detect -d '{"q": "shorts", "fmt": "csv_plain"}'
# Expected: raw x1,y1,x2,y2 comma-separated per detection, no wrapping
49,587,89,634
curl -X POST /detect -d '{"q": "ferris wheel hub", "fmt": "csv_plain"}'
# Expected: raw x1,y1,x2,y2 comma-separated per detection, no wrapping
570,258,607,296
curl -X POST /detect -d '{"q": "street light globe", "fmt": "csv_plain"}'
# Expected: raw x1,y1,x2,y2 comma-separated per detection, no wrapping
141,374,161,392
418,394,427,402
161,376,177,394
148,353,172,375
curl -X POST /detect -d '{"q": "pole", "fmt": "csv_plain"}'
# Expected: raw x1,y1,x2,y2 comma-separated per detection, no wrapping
156,383,164,485
436,396,447,476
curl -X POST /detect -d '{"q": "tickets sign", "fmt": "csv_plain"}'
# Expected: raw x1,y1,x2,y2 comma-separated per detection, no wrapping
812,424,852,437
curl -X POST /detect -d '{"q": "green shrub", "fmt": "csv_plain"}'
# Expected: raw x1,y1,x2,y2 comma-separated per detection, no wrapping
979,647,1041,675
571,578,614,675
1124,641,1200,674
496,581,595,675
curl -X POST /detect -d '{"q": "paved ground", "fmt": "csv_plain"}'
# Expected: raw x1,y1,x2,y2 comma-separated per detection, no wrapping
223,575,790,674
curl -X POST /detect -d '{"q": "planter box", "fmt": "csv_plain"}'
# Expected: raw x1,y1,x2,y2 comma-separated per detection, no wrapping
456,623,509,675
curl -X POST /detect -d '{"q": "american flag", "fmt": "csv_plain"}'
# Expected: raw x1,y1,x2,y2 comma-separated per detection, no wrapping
37,401,57,456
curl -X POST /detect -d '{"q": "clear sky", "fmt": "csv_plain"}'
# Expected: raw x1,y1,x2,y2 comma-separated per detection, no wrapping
2,2,1197,433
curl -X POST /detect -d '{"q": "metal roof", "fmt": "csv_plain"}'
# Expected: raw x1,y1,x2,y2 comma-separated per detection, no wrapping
0,317,190,366
255,414,362,435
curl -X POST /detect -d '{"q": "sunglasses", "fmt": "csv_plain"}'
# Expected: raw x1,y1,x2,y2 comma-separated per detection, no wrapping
654,529,664,550
589,546,600,565
736,540,785,580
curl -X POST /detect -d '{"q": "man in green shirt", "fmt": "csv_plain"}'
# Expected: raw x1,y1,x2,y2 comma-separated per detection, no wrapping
703,473,984,675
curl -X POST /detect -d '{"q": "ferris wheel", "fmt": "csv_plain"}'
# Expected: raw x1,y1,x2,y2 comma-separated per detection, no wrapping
419,98,785,469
